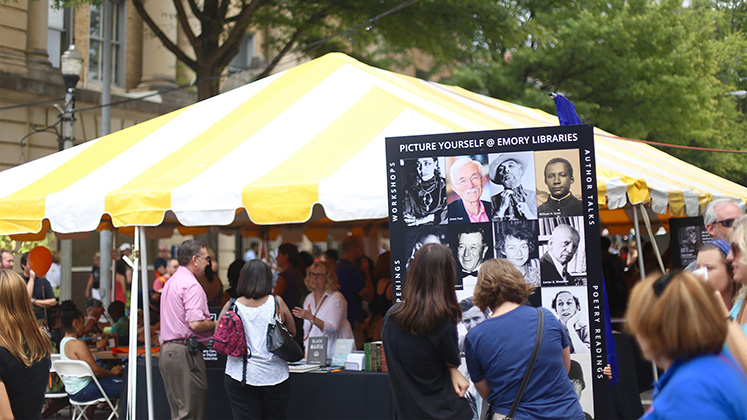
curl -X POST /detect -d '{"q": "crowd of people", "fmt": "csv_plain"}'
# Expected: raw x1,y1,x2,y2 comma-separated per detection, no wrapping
2,195,747,420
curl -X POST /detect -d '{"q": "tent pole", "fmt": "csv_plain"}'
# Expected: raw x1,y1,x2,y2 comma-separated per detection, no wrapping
639,205,666,274
126,228,140,419
633,204,646,282
111,235,118,303
99,229,112,308
633,204,658,382
139,226,154,420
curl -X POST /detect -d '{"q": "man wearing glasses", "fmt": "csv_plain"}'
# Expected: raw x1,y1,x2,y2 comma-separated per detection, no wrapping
704,198,744,241
447,157,493,223
159,239,217,419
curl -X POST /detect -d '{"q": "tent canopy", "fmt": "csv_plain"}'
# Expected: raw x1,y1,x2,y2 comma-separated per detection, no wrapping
1,52,745,238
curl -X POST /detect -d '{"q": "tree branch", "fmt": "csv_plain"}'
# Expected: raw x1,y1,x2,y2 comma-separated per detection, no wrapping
186,0,203,23
131,0,197,71
255,6,335,80
215,0,266,68
172,0,199,50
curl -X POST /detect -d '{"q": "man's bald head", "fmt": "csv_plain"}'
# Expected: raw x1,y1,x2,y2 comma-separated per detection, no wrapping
548,225,580,265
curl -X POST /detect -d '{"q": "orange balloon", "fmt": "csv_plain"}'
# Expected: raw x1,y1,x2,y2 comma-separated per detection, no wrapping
29,246,53,277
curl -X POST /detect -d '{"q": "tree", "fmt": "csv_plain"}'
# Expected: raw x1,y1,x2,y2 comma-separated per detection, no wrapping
450,0,747,184
122,0,526,101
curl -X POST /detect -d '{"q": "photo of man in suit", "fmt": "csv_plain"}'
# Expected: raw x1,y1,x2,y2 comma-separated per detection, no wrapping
447,157,492,223
452,224,491,299
537,157,583,217
540,223,585,285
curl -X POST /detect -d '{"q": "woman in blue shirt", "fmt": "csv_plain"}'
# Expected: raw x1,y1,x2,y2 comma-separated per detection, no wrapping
626,270,747,420
464,258,584,420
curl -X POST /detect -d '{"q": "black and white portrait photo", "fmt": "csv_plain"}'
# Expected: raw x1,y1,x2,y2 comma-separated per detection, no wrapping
446,156,493,223
488,151,537,221
493,220,540,287
542,286,590,354
450,223,492,300
404,226,448,271
458,296,489,353
570,354,595,419
538,217,587,286
534,150,583,218
401,157,448,226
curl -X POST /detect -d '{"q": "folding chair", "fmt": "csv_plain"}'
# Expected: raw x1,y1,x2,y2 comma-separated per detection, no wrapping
45,354,70,419
53,360,119,420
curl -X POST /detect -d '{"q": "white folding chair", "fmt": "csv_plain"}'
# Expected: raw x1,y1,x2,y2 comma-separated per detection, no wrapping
45,354,70,419
53,360,119,420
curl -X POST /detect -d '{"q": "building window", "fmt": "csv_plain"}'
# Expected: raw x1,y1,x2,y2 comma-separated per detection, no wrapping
47,5,69,68
89,3,125,85
228,34,255,70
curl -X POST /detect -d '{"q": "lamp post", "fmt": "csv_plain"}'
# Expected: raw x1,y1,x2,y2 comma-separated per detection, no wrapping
60,42,83,150
58,42,83,302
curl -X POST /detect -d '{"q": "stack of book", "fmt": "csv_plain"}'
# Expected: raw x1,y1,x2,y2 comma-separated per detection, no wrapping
364,341,388,372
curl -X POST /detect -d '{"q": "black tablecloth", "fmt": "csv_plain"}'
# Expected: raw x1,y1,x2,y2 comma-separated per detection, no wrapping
121,360,394,419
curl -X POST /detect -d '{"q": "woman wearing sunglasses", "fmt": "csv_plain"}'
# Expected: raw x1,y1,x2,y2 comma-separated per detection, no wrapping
292,261,353,361
626,270,747,419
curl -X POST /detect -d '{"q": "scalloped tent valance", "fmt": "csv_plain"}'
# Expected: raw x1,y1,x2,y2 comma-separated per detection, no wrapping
1,53,744,238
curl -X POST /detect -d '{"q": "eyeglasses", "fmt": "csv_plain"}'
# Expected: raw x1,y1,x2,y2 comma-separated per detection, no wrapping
308,272,326,279
195,255,211,263
714,218,736,228
652,271,678,297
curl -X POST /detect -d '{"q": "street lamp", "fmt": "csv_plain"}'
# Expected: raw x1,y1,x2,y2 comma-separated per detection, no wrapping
60,42,83,150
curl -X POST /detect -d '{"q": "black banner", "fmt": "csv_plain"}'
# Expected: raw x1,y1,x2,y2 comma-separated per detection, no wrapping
385,125,605,418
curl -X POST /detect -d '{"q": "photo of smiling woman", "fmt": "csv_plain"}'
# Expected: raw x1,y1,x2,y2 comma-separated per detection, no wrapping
494,220,540,287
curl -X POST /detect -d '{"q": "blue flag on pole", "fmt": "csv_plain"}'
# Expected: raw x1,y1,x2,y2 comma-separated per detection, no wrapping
602,275,620,386
553,92,620,385
552,93,583,126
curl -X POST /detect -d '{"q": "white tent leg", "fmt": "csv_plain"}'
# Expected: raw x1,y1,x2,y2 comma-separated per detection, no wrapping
639,205,667,274
138,226,154,420
126,228,140,419
633,204,659,383
633,204,646,282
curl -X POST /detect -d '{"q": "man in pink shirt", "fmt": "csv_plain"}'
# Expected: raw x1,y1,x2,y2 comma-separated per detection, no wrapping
447,157,493,223
159,240,216,419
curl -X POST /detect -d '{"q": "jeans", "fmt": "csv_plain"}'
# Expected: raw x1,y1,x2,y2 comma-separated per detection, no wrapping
224,375,290,420
70,376,122,402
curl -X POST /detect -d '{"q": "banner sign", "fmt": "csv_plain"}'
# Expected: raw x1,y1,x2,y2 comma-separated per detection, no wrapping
385,125,605,418
669,216,709,270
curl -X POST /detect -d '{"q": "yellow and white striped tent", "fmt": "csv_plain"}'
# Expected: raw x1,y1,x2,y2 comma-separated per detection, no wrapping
1,52,745,238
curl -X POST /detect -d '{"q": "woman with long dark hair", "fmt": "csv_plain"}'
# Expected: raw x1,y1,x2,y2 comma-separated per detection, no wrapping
58,301,122,406
0,269,51,419
219,260,296,419
382,243,472,419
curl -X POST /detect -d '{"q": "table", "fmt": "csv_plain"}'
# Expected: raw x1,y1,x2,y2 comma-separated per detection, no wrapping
93,347,160,360
121,359,395,419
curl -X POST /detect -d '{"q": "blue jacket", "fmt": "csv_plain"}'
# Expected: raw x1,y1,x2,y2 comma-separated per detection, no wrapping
641,352,747,420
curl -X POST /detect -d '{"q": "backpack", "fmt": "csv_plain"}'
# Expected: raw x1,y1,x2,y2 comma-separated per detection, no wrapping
212,299,248,357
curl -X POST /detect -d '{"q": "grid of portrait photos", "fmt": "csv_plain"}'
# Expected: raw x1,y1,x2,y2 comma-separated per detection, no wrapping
387,125,604,419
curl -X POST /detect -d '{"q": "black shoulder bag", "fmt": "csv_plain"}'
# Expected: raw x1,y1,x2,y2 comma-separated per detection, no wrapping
266,295,304,362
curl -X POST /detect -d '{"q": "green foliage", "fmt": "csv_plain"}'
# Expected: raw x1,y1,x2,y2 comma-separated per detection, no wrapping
0,234,56,255
449,0,747,185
